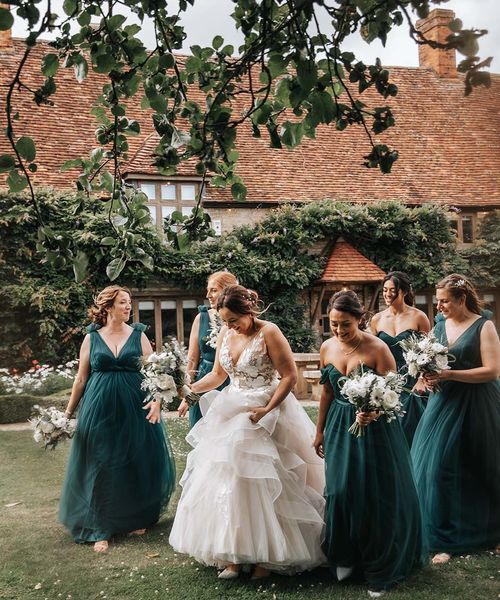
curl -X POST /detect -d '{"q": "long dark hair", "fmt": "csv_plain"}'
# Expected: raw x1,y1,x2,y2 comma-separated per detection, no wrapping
436,274,483,315
382,271,415,306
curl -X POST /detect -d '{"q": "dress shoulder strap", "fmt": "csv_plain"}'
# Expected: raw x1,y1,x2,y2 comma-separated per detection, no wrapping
130,322,147,333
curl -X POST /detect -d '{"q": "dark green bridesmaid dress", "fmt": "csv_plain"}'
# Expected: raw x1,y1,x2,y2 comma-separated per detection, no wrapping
320,364,426,591
411,316,500,554
59,323,176,543
188,306,228,428
377,329,427,447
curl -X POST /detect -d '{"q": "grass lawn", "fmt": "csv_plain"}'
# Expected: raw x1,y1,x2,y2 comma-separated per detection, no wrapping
0,410,497,600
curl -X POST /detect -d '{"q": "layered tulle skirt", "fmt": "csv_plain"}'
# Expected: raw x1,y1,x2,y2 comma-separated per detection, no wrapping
169,383,326,573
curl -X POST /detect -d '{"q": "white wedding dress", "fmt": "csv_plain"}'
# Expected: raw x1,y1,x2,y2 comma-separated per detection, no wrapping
169,329,326,573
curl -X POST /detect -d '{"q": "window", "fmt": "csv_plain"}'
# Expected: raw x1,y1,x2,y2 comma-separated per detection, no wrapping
134,296,205,348
137,181,200,231
449,213,477,245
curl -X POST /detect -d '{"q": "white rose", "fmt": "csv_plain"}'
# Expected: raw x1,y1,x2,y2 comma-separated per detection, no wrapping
382,390,400,410
53,417,67,429
156,374,176,391
40,421,55,434
435,354,449,370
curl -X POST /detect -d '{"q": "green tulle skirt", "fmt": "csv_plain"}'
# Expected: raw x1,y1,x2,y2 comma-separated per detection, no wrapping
411,379,500,554
323,399,426,590
400,390,427,447
59,370,176,542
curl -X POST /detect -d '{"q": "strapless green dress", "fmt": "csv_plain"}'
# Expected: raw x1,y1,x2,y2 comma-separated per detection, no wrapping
320,364,426,591
411,316,500,554
377,329,427,447
59,323,176,542
189,306,229,428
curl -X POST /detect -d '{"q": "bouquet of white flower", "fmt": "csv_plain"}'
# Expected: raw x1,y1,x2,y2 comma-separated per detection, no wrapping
30,405,76,450
340,367,405,437
204,313,222,350
140,337,200,411
399,331,450,379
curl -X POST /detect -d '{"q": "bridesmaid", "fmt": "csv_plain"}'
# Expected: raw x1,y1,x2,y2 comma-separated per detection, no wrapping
59,286,176,552
314,291,426,597
178,271,237,427
412,274,500,565
371,271,430,446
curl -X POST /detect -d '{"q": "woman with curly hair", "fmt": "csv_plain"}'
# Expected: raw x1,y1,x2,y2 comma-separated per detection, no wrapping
59,286,175,552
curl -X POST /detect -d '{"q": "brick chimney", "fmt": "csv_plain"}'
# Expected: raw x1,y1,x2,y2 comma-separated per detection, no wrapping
0,3,13,51
416,8,457,78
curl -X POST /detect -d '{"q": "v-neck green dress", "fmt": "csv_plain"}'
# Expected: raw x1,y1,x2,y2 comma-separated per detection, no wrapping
411,316,500,554
320,364,426,591
377,329,427,447
59,323,176,543
189,306,229,428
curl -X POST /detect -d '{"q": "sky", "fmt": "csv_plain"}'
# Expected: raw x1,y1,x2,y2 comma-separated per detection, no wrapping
10,0,500,72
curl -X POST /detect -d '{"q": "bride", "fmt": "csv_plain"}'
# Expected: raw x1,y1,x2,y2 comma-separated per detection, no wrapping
169,284,325,579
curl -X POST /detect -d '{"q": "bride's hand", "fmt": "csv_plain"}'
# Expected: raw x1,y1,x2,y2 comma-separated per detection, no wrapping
143,400,161,424
249,407,268,424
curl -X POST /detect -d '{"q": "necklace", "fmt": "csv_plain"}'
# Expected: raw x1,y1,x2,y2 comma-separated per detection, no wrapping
340,336,362,356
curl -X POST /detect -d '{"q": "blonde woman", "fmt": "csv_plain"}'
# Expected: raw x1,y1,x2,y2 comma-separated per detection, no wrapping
178,271,238,427
59,286,175,552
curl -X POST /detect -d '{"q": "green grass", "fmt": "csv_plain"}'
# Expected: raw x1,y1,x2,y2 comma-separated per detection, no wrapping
0,413,497,600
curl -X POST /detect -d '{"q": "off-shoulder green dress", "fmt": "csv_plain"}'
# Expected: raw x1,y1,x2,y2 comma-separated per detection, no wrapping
411,316,500,554
320,364,426,591
59,323,176,543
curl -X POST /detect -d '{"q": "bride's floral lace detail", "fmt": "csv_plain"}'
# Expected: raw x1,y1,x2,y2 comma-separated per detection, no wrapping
220,330,278,390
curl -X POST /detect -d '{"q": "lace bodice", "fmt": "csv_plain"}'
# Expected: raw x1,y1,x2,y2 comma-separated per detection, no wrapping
219,329,278,390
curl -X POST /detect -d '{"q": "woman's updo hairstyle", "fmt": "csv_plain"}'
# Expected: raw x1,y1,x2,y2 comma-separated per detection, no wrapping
216,284,262,317
207,270,238,290
88,285,132,326
383,271,415,306
436,274,483,315
327,290,368,330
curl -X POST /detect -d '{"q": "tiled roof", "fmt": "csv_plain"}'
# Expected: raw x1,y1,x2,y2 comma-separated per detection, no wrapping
320,238,386,283
1,39,499,207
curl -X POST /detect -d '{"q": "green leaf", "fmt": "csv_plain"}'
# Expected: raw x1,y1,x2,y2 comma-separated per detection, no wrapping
0,154,15,173
72,251,89,283
296,59,318,92
100,236,116,246
0,7,14,31
41,53,59,77
7,170,28,192
448,18,463,33
16,136,36,162
94,54,117,74
138,254,154,270
73,55,88,83
309,90,336,125
112,214,128,227
149,95,168,113
63,0,78,16
212,35,224,50
107,14,127,31
106,257,126,281
60,158,82,172
231,182,247,201
185,56,202,74
280,121,304,148
77,10,91,26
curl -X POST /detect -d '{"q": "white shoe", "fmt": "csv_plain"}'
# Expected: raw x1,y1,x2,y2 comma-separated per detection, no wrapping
368,590,386,598
336,566,354,581
218,567,239,580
